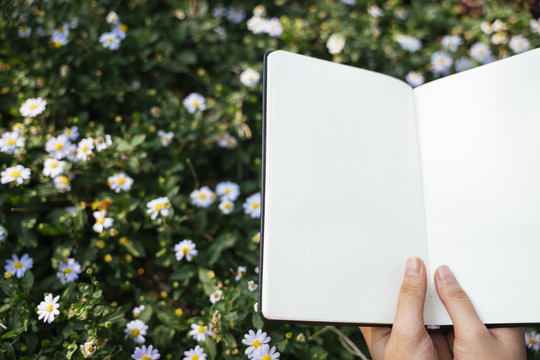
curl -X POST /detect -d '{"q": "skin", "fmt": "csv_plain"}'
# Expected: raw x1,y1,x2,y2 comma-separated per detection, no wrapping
360,257,526,360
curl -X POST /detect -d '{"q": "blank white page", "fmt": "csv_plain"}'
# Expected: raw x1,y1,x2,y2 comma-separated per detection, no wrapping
415,48,540,325
262,50,427,324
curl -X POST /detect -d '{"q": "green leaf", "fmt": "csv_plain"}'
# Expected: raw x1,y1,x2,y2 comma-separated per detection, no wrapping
206,233,238,266
22,271,34,291
123,239,146,257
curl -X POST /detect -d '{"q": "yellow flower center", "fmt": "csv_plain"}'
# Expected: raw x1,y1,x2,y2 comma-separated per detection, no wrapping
163,137,169,142
155,203,163,211
213,293,219,298
97,218,104,224
11,170,21,178
55,143,63,150
30,104,38,110
46,304,53,312
253,340,262,348
108,37,114,43
65,268,72,274
224,203,231,209
529,338,536,344
192,356,199,360
175,308,183,316
7,139,15,145
131,329,139,338
199,193,206,200
121,24,128,31
252,203,259,209
14,261,23,269
182,247,190,255
61,176,69,184
54,41,62,48
224,188,230,194
82,145,88,152
50,162,58,168
142,356,150,360
198,326,205,333
262,355,271,360
86,344,94,352
118,178,125,185
193,101,199,108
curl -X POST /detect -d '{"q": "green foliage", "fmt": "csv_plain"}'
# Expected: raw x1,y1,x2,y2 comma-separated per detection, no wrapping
1,0,539,359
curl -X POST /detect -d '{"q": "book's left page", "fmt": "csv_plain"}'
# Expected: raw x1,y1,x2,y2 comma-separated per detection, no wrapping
261,50,428,325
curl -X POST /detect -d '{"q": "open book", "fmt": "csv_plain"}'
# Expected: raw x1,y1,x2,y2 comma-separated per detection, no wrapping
260,48,540,326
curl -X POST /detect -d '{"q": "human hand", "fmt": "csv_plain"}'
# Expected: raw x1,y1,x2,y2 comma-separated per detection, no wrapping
359,257,526,360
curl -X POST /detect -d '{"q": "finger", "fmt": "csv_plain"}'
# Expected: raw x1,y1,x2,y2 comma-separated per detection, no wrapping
489,327,526,358
359,326,391,356
430,332,453,360
393,257,427,338
434,265,487,337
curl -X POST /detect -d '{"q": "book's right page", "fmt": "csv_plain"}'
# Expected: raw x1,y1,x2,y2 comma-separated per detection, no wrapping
414,48,540,326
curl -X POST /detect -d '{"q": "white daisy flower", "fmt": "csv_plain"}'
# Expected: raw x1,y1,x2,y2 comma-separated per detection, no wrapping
51,28,69,47
491,32,508,45
0,226,5,242
76,137,94,161
509,35,530,54
252,232,260,244
107,172,134,193
45,134,72,159
11,123,24,133
254,302,258,312
92,210,113,233
1,164,31,185
243,192,261,218
441,35,462,52
242,329,271,358
326,34,346,55
235,266,247,281
455,57,473,72
43,158,66,178
56,258,81,283
37,294,60,323
0,131,25,154
430,51,453,76
18,26,32,38
190,186,216,207
394,8,406,19
341,0,356,4
247,280,257,292
526,331,540,351
252,344,280,360
530,19,540,35
132,344,160,360
4,253,33,278
113,23,127,40
106,11,120,24
53,175,71,192
492,19,508,32
183,92,206,114
94,134,113,152
469,42,494,64
19,97,47,117
254,266,259,274
132,305,145,318
226,7,246,24
62,126,79,141
253,5,266,17
80,342,96,357
209,289,222,304
240,68,261,87
183,345,207,360
189,324,212,342
99,32,121,50
265,17,283,37
216,181,240,201
214,132,238,149
212,5,226,18
124,319,148,344
247,16,268,34
174,239,198,262
157,130,174,146
218,199,234,214
405,71,424,87
480,21,493,35
367,5,384,18
146,197,171,220
396,34,422,52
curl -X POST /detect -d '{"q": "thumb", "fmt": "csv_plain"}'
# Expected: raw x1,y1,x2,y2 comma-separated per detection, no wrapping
392,257,427,337
434,265,487,337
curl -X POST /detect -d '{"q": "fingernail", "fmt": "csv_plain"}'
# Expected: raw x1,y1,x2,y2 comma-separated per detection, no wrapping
406,257,421,275
436,265,455,284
